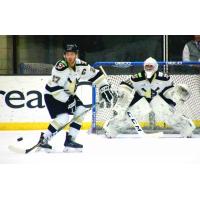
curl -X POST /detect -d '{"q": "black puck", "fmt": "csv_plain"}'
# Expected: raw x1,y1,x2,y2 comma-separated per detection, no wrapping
17,137,23,142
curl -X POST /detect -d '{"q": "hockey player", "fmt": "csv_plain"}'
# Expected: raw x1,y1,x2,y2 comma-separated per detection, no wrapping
38,44,113,152
104,57,195,138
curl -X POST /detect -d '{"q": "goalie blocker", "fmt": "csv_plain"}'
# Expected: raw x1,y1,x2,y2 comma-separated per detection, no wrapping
104,57,195,138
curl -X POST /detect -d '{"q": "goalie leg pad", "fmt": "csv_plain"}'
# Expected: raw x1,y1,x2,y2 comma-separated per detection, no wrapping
104,96,152,138
112,85,134,118
103,120,119,138
128,97,152,117
103,115,128,138
173,116,195,138
150,95,195,137
163,114,195,137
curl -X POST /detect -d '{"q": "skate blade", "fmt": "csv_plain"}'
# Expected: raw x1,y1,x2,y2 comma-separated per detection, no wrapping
63,147,83,153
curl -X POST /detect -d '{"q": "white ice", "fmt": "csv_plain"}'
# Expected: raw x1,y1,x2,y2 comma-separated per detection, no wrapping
2,130,200,200
1,130,200,164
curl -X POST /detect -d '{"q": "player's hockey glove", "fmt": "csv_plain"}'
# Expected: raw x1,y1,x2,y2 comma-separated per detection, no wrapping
66,95,79,114
99,84,113,108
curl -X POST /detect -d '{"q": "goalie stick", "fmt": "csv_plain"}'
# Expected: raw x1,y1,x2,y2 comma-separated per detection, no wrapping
8,103,99,154
126,111,163,138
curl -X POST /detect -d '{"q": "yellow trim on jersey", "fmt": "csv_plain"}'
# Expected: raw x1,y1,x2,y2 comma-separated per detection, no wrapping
144,89,151,98
51,120,63,130
152,73,157,82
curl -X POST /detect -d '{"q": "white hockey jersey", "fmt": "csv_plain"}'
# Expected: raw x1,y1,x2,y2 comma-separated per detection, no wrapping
121,70,175,104
45,58,107,103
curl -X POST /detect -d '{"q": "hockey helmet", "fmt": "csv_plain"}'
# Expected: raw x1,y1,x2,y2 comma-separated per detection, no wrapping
64,44,79,53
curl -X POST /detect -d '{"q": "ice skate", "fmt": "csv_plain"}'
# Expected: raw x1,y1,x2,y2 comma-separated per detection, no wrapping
63,132,83,152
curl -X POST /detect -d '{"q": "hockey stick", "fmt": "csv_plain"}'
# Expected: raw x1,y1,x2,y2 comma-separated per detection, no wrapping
127,111,163,138
8,142,41,154
8,103,99,154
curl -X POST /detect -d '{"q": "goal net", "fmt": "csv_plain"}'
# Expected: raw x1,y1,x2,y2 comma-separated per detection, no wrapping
91,62,200,134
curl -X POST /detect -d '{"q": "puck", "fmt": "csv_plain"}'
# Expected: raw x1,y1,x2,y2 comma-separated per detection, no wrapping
17,137,23,142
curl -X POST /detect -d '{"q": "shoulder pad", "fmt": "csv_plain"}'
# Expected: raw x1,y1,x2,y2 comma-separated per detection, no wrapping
131,72,145,82
156,72,170,81
55,60,68,71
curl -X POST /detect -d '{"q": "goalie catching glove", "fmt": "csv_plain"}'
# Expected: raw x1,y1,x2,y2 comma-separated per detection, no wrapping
164,84,191,105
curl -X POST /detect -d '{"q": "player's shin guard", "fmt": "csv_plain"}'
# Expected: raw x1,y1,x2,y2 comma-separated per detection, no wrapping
43,113,69,139
68,122,81,139
63,106,85,151
66,105,85,140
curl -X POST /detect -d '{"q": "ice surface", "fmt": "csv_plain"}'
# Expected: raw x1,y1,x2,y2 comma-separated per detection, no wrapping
1,130,200,164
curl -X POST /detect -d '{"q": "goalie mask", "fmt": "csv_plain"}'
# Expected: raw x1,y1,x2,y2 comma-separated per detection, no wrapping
144,57,158,79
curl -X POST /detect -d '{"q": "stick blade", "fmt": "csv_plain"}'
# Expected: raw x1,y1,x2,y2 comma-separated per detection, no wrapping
8,145,26,154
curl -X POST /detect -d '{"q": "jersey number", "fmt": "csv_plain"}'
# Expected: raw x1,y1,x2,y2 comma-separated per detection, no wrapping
52,75,60,83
